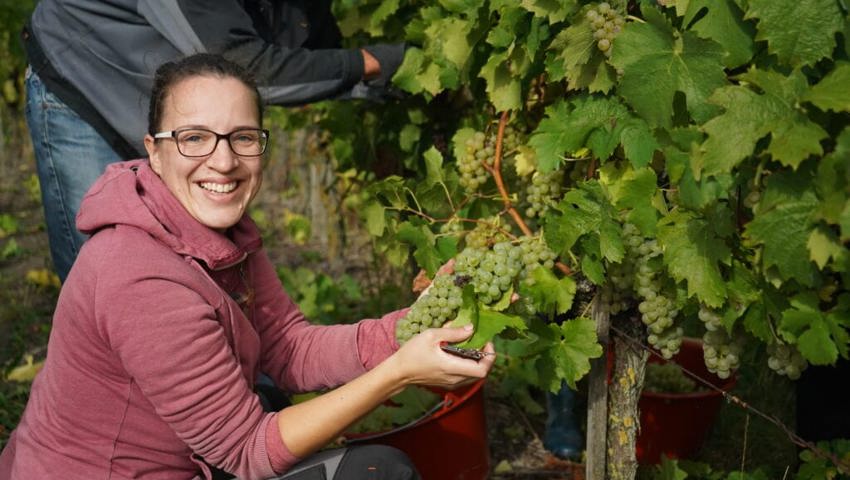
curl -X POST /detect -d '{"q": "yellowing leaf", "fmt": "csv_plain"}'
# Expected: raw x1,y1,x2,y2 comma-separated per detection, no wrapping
7,355,44,383
26,268,61,289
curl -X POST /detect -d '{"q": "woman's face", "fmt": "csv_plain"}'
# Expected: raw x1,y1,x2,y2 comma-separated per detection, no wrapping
144,75,263,231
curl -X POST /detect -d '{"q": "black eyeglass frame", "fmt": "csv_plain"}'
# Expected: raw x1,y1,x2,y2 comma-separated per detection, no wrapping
152,127,270,157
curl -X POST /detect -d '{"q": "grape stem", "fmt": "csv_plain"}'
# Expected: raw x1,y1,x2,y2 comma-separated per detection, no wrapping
487,111,572,276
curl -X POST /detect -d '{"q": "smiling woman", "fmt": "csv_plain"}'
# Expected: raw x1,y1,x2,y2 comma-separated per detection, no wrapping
0,53,495,480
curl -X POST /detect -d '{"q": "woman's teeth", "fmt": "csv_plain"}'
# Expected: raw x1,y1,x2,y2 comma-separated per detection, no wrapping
200,181,237,193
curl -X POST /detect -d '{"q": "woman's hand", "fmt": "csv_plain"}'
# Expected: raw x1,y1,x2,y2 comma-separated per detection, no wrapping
387,324,495,391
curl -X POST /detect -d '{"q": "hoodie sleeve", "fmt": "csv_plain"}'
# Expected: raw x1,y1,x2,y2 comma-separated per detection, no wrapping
96,229,277,480
248,250,402,393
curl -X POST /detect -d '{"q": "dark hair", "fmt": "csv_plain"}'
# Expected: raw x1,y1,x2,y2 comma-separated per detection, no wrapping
147,53,263,135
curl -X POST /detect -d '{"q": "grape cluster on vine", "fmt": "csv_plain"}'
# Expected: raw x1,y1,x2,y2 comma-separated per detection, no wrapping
455,242,523,305
524,169,564,219
586,2,625,58
458,131,492,192
464,217,512,249
767,341,808,380
396,273,463,344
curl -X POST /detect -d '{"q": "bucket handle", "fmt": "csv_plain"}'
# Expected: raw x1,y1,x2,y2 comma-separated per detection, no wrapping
344,398,453,444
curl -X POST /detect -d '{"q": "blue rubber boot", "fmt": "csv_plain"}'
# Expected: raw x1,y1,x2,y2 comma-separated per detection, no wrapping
543,383,583,460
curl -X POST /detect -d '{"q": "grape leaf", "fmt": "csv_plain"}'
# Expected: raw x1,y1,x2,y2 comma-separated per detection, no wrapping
422,146,444,187
479,50,522,112
528,96,632,172
546,181,623,264
392,47,442,96
780,292,849,365
609,4,728,128
619,117,659,169
807,226,846,270
744,169,820,287
439,0,481,14
519,266,576,315
657,210,730,307
745,0,843,68
399,124,421,152
458,309,527,349
545,10,615,93
425,17,474,71
397,222,441,276
804,62,850,113
678,0,755,68
695,68,827,178
520,0,578,23
531,317,603,390
815,129,850,228
363,201,386,236
606,166,659,235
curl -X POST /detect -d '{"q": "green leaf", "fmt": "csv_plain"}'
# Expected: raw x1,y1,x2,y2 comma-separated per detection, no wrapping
609,4,728,128
779,292,849,365
546,10,614,92
520,267,576,315
607,166,659,235
745,0,843,68
392,47,442,96
438,0,481,14
399,124,421,152
804,62,850,113
363,201,386,236
529,96,631,172
533,317,603,390
460,309,528,349
619,117,660,169
546,181,622,264
425,17,474,71
744,169,820,286
657,210,729,307
520,0,577,23
479,50,522,112
679,0,755,68
397,222,441,276
695,68,827,177
807,226,845,270
422,146,444,187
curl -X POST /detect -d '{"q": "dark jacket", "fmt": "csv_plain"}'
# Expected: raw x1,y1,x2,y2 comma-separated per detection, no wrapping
23,0,402,158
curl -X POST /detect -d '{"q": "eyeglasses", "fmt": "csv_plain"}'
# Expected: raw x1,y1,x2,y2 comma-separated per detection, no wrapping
153,128,270,157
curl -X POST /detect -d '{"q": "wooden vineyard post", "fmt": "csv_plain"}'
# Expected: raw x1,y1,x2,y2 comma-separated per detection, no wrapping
586,294,610,480
606,316,648,480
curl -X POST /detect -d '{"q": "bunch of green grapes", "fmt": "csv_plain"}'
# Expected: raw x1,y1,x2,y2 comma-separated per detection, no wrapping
524,169,564,219
455,242,523,305
586,2,625,58
396,273,463,344
464,217,513,249
643,362,699,394
633,238,682,359
702,328,743,380
458,131,492,192
517,236,557,281
697,304,724,332
767,341,808,380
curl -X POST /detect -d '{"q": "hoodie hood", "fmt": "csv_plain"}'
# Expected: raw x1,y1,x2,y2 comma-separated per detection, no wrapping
76,159,262,271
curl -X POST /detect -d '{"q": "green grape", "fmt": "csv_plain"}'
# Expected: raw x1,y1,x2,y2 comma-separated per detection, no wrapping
464,217,512,249
702,324,744,380
644,362,700,394
767,341,808,380
395,274,463,344
587,2,625,58
524,169,564,219
458,131,490,193
455,242,523,305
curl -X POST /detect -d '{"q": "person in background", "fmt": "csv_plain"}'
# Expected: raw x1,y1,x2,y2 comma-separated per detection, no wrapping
22,0,405,282
0,53,492,480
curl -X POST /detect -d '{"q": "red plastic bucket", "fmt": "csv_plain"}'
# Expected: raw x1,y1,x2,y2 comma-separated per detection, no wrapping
344,379,490,479
636,337,737,463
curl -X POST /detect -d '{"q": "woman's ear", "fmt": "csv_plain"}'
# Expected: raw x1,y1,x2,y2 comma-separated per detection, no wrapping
144,134,162,175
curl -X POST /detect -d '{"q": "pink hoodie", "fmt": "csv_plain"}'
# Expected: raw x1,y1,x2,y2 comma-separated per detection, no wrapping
0,160,403,479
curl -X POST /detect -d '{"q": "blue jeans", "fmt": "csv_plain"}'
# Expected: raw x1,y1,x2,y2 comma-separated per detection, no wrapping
25,68,122,282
